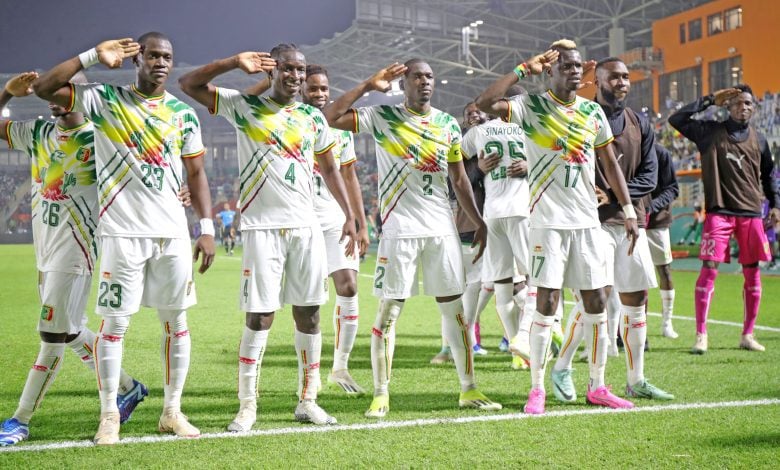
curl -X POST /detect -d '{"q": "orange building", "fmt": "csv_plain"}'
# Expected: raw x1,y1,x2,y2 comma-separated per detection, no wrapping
608,0,780,113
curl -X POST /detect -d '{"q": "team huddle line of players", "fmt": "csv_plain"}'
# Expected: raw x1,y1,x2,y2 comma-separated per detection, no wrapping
0,32,776,447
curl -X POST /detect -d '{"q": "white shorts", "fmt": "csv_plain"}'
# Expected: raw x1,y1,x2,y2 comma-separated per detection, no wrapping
482,216,530,282
646,227,673,266
97,237,196,316
241,228,328,312
374,235,465,299
528,227,608,291
602,225,658,292
461,243,483,285
323,225,359,274
37,271,91,334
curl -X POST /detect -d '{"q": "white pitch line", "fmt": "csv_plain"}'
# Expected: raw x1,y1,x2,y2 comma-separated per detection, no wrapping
2,398,778,454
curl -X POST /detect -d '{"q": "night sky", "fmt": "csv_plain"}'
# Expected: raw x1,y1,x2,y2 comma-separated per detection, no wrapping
0,0,356,72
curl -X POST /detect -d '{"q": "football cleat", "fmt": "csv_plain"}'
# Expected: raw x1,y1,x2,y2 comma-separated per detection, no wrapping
458,389,502,411
327,369,366,396
117,379,148,424
739,334,765,352
430,347,452,364
586,386,634,409
524,388,546,415
365,395,390,419
626,380,674,400
691,333,708,354
295,400,337,425
551,368,577,403
158,409,200,438
227,400,257,432
94,412,120,445
0,418,29,447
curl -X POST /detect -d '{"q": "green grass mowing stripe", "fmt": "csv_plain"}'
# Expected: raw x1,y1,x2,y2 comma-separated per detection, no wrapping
2,398,777,454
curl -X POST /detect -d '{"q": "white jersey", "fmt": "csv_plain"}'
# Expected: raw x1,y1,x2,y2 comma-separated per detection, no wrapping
7,119,98,274
355,104,461,238
505,91,613,229
213,88,334,230
70,83,204,238
461,119,529,219
313,129,355,231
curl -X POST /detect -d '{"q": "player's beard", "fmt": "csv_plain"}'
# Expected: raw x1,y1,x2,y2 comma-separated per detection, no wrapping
601,87,626,114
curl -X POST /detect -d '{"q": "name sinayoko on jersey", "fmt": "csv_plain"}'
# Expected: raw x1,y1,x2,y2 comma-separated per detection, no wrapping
485,126,522,136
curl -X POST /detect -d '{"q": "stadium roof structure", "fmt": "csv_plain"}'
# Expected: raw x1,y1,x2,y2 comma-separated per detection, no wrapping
1,0,713,123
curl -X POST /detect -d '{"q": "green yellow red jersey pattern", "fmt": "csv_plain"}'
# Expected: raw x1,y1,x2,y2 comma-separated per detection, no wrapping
355,104,461,238
313,129,355,231
213,88,334,230
70,83,204,238
8,119,98,274
504,91,613,229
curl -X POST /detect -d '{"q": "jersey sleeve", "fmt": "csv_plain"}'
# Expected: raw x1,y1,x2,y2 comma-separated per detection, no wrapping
593,107,614,148
339,131,357,166
504,95,526,125
181,108,205,159
447,117,463,163
461,127,478,158
70,83,106,118
212,87,242,126
5,120,40,153
355,106,376,135
312,108,335,155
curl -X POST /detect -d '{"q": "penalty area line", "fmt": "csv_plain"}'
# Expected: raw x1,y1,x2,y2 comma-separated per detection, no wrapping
3,398,779,453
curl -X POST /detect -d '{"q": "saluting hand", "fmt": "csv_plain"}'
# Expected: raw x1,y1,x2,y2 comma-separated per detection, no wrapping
96,38,141,68
368,63,407,93
235,52,276,75
525,50,559,75
5,72,38,97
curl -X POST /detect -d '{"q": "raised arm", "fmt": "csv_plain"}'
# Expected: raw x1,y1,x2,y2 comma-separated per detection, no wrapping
34,39,140,106
475,49,559,119
179,52,275,110
597,144,639,254
323,63,406,131
182,156,215,273
0,72,38,141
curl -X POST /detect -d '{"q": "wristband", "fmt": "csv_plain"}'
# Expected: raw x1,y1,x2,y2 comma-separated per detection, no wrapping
199,218,215,237
513,63,529,81
79,48,99,69
622,204,637,220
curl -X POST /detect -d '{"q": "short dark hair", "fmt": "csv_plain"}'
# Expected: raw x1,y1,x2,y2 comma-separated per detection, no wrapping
270,43,300,61
734,84,754,96
306,64,328,79
137,31,171,47
595,56,623,71
403,58,428,76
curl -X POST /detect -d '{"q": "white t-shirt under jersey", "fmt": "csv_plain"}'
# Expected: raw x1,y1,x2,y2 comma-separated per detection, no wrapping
70,83,204,238
355,104,461,238
213,88,334,230
504,90,613,229
461,119,529,219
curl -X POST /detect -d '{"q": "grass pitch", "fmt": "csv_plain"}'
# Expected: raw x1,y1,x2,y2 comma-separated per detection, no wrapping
0,244,778,468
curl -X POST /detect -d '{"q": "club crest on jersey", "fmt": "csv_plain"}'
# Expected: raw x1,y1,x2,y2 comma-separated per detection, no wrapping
243,269,251,277
102,271,111,279
534,245,543,253
378,256,388,264
40,305,54,321
77,147,91,162
58,134,69,142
